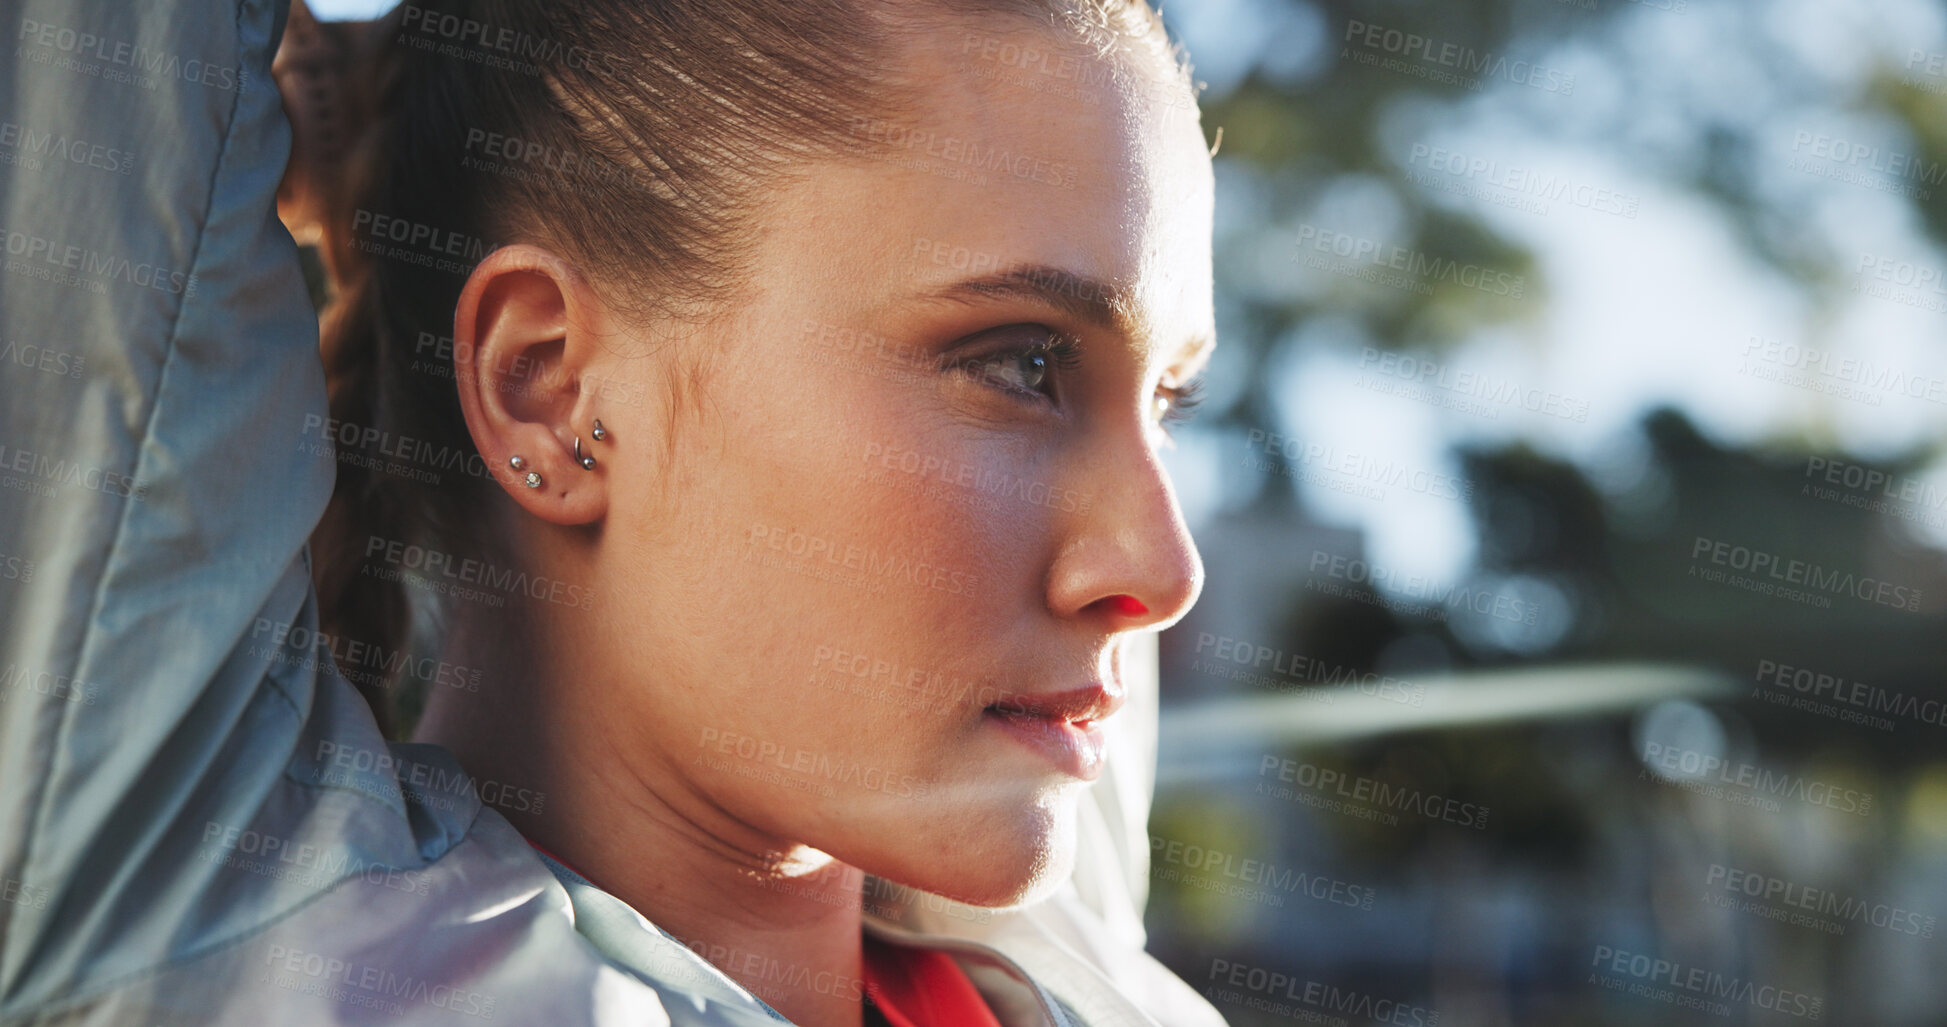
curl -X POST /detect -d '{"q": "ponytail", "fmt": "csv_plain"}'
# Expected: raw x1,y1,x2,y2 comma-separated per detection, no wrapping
306,4,485,733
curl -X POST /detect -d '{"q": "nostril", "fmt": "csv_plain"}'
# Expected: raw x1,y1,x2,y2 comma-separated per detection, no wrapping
1106,594,1148,616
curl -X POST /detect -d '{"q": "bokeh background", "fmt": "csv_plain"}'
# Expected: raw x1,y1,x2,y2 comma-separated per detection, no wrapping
1139,1,1947,1024
310,0,1947,1023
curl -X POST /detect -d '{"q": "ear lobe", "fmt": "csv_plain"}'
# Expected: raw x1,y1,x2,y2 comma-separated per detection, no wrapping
451,244,610,526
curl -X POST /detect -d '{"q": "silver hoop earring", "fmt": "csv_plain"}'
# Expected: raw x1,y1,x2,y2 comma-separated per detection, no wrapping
574,435,596,470
590,418,608,442
509,455,542,489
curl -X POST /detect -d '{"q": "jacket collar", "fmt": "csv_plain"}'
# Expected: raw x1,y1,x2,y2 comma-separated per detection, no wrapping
529,850,1078,1027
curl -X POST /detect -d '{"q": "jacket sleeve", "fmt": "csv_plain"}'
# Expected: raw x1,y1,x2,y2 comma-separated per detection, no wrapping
0,0,340,1011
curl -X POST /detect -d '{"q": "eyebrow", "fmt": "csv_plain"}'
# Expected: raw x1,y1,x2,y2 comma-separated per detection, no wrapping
921,264,1216,377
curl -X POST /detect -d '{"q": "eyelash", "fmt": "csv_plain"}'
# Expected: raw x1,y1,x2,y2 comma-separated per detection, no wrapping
1158,377,1206,429
951,325,1207,438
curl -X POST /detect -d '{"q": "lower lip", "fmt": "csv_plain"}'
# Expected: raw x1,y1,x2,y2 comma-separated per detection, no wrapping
983,709,1107,781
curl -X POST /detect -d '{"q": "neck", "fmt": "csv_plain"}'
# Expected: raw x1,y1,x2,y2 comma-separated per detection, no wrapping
414,610,871,1027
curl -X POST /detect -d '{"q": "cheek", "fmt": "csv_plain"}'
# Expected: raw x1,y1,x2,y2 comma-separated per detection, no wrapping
623,351,1072,829
732,376,1041,632
845,443,1049,645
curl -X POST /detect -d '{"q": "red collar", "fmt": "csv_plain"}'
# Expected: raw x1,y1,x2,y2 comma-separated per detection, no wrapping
862,935,1003,1027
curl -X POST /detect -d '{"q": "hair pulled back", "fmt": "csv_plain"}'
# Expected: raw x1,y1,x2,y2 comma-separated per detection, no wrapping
308,0,1181,731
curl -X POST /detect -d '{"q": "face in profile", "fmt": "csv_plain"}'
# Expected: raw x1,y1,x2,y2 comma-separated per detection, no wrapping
471,16,1215,911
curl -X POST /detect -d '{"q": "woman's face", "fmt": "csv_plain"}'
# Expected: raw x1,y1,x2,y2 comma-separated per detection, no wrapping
582,19,1213,907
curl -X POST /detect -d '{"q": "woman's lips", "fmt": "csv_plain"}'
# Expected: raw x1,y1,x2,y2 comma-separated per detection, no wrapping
982,707,1110,781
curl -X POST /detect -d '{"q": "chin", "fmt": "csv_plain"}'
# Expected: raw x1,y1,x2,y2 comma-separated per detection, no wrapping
875,790,1082,911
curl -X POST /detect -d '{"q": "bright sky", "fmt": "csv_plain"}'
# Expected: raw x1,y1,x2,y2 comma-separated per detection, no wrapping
309,0,397,16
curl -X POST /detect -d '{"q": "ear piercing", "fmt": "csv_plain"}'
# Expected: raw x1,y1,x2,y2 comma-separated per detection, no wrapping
513,420,606,487
576,418,609,471
509,455,542,489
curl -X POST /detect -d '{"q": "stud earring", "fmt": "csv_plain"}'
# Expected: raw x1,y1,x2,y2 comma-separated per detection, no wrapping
591,418,608,442
509,455,542,489
574,435,596,470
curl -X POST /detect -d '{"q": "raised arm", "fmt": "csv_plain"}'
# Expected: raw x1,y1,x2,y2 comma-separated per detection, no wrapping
0,0,334,1009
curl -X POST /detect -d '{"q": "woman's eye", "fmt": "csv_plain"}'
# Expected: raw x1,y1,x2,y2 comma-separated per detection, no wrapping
977,349,1052,394
1156,375,1206,427
1150,374,1207,444
952,326,1083,403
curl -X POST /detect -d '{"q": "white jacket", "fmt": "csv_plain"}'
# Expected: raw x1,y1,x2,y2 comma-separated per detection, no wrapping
0,1,1229,1024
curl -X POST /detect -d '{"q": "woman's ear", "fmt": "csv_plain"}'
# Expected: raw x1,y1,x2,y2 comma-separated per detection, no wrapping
453,244,614,526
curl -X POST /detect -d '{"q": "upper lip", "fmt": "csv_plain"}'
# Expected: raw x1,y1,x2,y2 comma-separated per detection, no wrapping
987,684,1125,724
